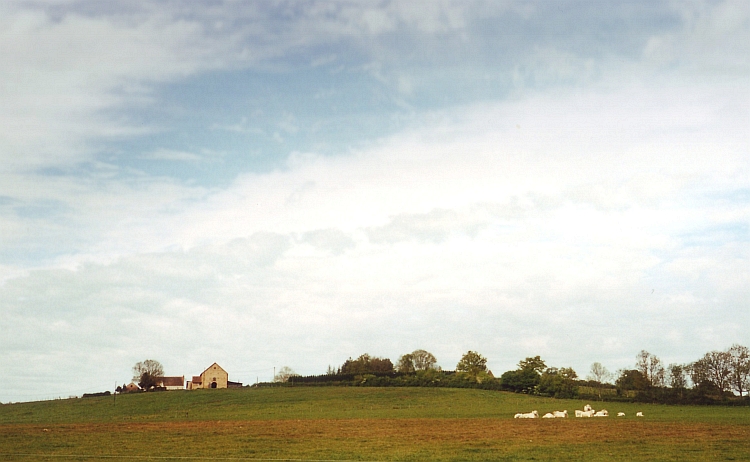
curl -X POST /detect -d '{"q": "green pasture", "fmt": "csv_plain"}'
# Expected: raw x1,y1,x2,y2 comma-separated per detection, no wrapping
1,387,748,461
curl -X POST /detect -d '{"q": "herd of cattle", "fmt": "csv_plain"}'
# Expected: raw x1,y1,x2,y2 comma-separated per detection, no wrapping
514,404,644,419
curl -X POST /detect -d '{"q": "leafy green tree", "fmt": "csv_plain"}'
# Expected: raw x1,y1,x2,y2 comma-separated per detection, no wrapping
132,359,164,390
456,351,487,377
340,354,394,374
518,356,546,375
500,356,548,393
538,367,578,398
500,368,539,393
615,369,649,395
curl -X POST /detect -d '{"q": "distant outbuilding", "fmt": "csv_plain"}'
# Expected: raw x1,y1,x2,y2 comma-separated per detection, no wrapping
157,376,185,390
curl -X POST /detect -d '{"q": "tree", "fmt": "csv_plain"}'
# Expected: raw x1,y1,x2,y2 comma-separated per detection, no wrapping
501,368,538,393
274,366,299,383
699,350,733,393
456,351,487,377
616,369,649,395
538,367,578,398
668,363,688,390
340,354,394,374
518,356,546,375
411,349,437,371
636,350,665,387
728,344,750,397
587,362,612,399
397,354,415,373
588,362,612,383
132,359,164,390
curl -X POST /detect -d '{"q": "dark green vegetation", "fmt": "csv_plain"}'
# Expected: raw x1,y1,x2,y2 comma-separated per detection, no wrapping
1,387,749,461
289,345,750,406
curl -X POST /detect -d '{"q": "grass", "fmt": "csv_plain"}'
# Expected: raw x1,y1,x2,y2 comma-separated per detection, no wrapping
1,387,749,461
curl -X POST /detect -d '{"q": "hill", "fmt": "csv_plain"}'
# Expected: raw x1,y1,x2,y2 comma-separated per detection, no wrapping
1,387,749,460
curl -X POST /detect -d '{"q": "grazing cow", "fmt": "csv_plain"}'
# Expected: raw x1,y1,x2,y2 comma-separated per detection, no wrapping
552,410,568,418
542,412,555,418
594,409,609,417
636,411,644,417
617,412,625,417
514,410,539,419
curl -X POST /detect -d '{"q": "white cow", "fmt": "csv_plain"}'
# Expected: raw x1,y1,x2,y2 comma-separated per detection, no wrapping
514,410,539,419
594,409,609,417
552,410,568,418
583,404,593,412
575,409,594,417
617,412,625,417
636,411,644,417
542,412,555,418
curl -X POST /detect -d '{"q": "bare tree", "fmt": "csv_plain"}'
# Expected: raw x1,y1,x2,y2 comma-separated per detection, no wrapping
132,359,164,389
728,344,750,397
668,363,688,389
274,366,298,383
587,362,612,400
588,362,612,383
700,350,733,392
411,349,437,371
397,353,415,373
636,350,665,387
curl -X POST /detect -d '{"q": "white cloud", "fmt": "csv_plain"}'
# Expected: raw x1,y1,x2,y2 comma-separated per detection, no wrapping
2,78,747,401
0,0,748,402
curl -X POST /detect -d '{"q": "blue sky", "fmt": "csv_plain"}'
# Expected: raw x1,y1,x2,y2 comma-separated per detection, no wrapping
1,0,748,402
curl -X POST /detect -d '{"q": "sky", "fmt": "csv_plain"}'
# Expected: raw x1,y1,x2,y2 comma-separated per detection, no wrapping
1,0,748,402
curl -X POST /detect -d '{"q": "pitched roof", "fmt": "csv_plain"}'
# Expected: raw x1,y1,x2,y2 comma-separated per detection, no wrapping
191,376,202,383
159,376,184,387
200,362,227,377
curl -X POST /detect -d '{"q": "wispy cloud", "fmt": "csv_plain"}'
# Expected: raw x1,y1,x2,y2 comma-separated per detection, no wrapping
0,0,747,402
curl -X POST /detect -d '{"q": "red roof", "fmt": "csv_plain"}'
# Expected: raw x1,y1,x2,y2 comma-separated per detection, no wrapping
191,376,202,384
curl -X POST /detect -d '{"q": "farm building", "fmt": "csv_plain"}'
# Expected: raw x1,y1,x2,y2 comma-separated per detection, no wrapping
123,383,139,393
157,376,185,390
187,363,241,389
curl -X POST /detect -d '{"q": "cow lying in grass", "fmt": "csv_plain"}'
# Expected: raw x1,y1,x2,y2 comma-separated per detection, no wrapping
514,410,539,418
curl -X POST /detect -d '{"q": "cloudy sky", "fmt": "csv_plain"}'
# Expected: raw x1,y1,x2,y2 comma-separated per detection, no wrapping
1,0,748,402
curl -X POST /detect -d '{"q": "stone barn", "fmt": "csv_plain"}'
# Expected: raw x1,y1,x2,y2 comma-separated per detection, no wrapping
187,363,228,390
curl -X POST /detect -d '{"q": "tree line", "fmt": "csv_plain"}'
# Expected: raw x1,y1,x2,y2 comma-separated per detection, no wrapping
273,344,750,405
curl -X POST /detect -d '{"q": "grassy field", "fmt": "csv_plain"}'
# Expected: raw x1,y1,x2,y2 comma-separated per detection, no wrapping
1,386,748,461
